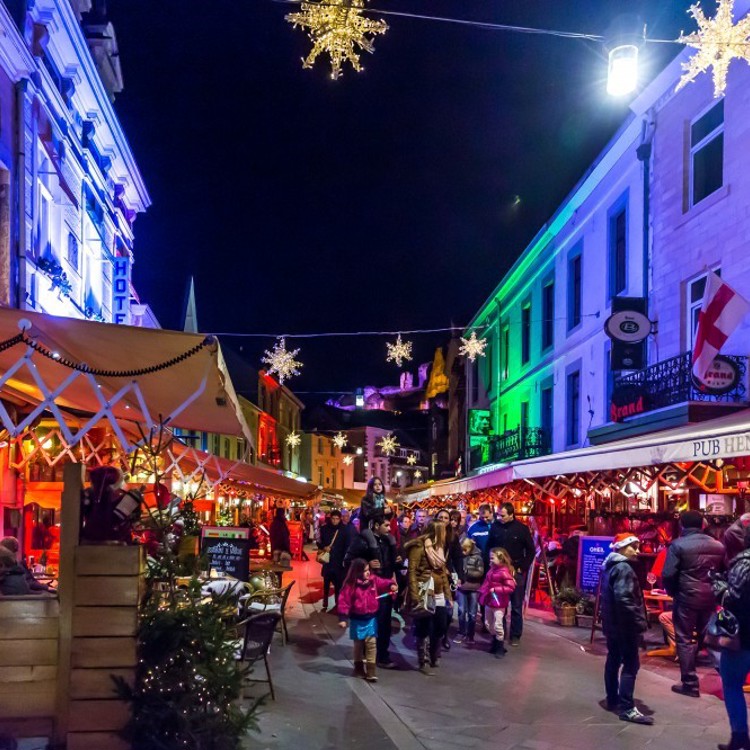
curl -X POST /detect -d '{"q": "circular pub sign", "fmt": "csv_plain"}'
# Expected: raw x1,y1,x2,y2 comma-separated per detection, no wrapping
692,355,740,395
604,310,652,343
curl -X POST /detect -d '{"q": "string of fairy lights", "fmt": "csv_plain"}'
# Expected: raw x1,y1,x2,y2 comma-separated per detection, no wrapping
274,0,750,100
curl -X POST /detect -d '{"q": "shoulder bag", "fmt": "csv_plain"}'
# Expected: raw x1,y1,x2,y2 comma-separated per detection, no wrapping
316,529,338,565
409,576,436,619
705,594,741,652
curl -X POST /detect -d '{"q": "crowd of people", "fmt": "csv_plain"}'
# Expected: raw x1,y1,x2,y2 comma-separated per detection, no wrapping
312,479,750,749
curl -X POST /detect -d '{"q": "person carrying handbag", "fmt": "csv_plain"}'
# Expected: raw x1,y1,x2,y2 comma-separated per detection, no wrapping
404,520,452,675
318,510,351,612
713,526,750,750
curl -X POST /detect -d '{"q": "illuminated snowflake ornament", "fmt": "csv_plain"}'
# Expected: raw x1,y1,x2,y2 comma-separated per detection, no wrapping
414,469,423,480
261,337,302,384
459,331,488,362
386,334,413,368
377,433,400,456
343,454,354,465
406,453,417,466
285,0,388,80
333,431,348,449
677,0,750,97
285,431,302,449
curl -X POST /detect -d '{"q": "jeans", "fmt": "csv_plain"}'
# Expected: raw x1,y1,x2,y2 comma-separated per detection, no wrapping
376,595,394,663
673,603,712,687
605,635,640,710
505,570,527,640
457,590,478,637
720,648,750,733
322,569,343,608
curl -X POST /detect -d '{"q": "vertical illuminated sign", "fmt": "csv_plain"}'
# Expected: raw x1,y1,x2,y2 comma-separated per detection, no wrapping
112,256,131,324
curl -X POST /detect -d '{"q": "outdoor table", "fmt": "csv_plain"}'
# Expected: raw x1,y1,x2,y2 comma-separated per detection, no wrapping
644,590,674,658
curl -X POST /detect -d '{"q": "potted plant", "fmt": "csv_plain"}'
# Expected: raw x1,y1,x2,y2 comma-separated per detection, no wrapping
575,593,596,628
552,586,583,627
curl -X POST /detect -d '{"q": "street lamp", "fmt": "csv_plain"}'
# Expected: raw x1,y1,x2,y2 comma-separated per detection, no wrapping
605,16,642,97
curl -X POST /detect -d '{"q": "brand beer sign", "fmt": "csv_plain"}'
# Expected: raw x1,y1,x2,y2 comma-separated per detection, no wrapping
691,355,739,395
112,255,131,325
610,384,650,423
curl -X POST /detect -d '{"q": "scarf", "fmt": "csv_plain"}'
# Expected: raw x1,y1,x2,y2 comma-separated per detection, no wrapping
424,538,446,570
372,492,385,509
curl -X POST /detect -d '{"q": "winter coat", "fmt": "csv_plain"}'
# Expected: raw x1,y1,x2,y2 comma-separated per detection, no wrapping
446,535,463,577
466,519,492,555
404,537,452,609
600,552,647,639
459,548,484,592
485,519,536,573
723,515,750,564
662,528,725,610
337,574,393,620
477,564,516,608
722,549,750,650
359,493,387,527
0,564,32,595
345,530,398,578
269,516,290,554
318,521,352,572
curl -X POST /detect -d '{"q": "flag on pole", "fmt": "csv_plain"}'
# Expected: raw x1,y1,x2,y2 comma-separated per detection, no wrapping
692,271,750,385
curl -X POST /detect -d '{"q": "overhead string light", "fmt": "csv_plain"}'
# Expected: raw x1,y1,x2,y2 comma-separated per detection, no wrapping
261,337,303,384
333,431,348,449
459,331,488,362
285,0,388,79
377,433,399,455
285,430,302,448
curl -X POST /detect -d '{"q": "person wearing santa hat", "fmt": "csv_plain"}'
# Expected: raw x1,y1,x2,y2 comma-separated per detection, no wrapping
600,533,653,725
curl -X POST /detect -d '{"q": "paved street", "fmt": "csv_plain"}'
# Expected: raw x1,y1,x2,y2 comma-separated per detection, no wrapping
243,556,740,750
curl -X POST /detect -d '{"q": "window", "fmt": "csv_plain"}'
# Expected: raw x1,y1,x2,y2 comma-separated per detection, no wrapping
690,99,724,207
67,233,79,271
568,249,582,330
501,324,510,380
486,341,493,390
521,302,531,365
542,281,554,350
608,196,627,298
520,401,529,431
541,385,553,442
566,370,581,446
687,268,721,348
318,437,324,454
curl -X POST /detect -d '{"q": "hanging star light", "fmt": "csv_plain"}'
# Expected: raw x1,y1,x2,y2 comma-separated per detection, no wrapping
414,469,423,480
261,337,302,384
285,0,388,80
343,454,354,465
677,0,750,98
285,431,302,448
333,431,348,449
386,334,413,368
377,433,400,456
406,453,417,466
459,331,488,362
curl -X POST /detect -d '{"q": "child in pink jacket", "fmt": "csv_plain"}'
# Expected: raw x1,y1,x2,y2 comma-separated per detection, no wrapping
478,547,517,658
338,558,397,681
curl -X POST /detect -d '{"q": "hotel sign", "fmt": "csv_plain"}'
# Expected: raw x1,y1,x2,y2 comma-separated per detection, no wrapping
112,256,131,325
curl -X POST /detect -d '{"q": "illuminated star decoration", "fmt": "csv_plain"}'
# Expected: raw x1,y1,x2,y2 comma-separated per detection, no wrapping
285,431,302,448
343,454,354,465
261,337,302,384
459,331,488,363
677,0,750,98
333,431,348,449
285,0,388,81
406,453,417,466
377,433,399,456
414,469,423,480
386,334,413,368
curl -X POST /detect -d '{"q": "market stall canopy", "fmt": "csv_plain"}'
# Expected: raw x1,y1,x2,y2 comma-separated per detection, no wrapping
170,442,318,499
0,307,252,449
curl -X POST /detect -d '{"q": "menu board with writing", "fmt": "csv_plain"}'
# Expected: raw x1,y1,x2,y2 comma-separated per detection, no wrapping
201,537,251,581
577,536,613,595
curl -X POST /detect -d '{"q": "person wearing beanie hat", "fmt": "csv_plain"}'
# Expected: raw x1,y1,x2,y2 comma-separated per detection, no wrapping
600,532,653,725
663,509,725,698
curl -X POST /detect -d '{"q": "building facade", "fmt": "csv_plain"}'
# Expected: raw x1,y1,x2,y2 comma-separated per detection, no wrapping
299,433,353,490
466,22,750,476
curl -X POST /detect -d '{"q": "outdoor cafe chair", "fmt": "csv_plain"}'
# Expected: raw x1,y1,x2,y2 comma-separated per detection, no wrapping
240,581,295,645
234,611,282,701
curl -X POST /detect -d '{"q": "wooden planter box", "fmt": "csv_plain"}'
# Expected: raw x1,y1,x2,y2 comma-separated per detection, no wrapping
554,604,577,627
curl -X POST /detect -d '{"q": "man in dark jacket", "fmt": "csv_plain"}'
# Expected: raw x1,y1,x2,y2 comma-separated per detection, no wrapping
724,513,750,564
662,510,726,698
0,548,31,595
600,533,653,725
485,503,536,645
317,510,352,611
346,513,400,668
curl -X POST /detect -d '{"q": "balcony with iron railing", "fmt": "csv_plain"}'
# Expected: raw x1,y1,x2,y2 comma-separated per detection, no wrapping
470,426,550,471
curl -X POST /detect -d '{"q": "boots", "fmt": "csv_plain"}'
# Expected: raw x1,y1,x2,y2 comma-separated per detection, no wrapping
718,733,750,750
353,661,366,678
353,640,366,678
489,637,506,658
489,637,499,654
365,662,378,682
417,638,433,675
429,639,441,668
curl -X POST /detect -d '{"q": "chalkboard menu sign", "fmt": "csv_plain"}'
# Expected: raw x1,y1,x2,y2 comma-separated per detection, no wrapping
577,536,613,595
201,537,251,582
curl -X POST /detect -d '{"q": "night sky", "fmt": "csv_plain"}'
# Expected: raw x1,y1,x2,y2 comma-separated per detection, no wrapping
107,0,693,397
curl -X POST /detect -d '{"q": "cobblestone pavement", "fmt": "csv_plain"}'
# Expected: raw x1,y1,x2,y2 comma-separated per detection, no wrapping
243,555,742,750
